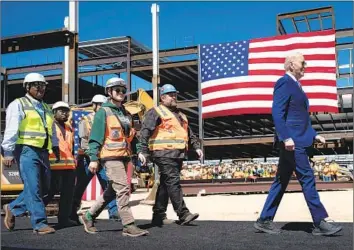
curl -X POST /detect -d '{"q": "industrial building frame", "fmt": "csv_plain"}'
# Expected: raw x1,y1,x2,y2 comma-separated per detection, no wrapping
1,6,353,160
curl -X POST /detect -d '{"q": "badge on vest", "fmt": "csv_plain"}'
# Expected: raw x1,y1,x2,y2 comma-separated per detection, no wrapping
111,129,120,139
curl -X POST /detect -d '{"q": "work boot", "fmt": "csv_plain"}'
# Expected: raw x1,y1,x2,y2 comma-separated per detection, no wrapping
33,226,56,235
179,213,199,225
80,211,98,234
122,224,149,237
151,214,175,226
253,218,281,235
69,213,82,225
58,219,80,228
312,219,342,236
3,204,15,231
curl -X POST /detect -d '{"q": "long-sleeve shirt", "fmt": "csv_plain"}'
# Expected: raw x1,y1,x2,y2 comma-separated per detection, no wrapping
78,114,92,151
139,106,201,159
87,102,141,162
1,94,58,157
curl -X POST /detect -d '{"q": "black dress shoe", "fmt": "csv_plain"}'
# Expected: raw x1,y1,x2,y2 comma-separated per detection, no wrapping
254,218,281,234
312,220,342,236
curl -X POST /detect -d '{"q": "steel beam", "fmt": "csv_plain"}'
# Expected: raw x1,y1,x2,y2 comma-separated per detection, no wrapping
80,55,127,66
336,28,354,39
127,37,132,101
131,60,197,72
1,29,75,54
177,100,198,109
291,18,299,33
336,43,354,50
277,6,333,20
151,3,160,107
131,46,198,61
0,67,7,75
7,63,63,75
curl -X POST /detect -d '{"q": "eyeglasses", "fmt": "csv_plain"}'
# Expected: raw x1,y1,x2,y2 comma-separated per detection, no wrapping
112,86,127,94
30,82,47,89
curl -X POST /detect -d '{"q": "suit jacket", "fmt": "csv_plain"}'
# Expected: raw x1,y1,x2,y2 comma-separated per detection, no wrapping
272,74,317,148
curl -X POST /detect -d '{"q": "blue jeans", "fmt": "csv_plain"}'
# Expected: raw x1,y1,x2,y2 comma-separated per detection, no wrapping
9,145,51,230
323,176,331,182
71,155,118,219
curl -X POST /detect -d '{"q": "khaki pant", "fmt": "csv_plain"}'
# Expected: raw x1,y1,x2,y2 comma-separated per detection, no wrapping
88,160,135,226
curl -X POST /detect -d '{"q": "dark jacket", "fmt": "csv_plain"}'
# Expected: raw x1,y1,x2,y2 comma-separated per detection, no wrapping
139,105,201,159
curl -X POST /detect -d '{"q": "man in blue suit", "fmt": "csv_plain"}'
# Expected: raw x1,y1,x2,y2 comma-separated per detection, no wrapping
254,53,342,236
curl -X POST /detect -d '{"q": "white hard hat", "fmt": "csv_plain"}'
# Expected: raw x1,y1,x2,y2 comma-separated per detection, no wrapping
23,73,47,87
105,77,126,94
91,94,107,103
52,101,70,111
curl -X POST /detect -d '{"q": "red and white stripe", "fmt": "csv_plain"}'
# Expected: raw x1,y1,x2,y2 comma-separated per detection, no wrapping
201,29,338,119
81,162,134,201
82,175,103,201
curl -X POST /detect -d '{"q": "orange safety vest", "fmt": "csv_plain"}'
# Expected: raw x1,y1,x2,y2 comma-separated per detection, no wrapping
149,105,188,151
99,107,135,160
77,112,94,155
49,122,76,170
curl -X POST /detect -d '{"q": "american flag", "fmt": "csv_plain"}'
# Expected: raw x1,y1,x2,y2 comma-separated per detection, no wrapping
200,29,338,119
72,109,103,201
72,109,92,156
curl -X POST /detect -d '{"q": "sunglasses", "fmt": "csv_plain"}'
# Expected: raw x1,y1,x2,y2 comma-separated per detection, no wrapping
112,86,127,94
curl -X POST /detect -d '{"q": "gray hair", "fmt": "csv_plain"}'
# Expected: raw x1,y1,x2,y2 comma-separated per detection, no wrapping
284,52,304,71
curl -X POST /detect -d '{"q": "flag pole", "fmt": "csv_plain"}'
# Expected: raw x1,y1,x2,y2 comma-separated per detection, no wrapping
197,45,205,163
140,3,160,205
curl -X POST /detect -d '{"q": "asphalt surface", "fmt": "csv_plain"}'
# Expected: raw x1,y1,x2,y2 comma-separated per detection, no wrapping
1,217,352,250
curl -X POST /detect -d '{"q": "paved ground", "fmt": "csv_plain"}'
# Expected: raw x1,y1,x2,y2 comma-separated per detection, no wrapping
1,218,352,250
2,189,353,250
92,189,353,222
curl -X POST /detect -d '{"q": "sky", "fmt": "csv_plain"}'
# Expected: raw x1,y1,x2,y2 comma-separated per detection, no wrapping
1,1,353,90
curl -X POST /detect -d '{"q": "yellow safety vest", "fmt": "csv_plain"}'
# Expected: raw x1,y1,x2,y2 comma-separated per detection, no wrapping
148,105,188,151
16,97,54,152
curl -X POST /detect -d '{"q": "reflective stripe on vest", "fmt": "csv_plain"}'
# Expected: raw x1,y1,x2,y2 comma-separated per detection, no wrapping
49,123,76,170
16,97,54,152
99,107,135,159
18,131,47,138
148,105,188,151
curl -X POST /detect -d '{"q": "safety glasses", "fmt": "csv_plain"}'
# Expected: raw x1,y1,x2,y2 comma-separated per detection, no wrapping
112,86,127,94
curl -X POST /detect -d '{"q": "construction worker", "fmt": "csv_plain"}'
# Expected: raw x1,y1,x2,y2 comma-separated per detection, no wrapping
80,77,149,237
70,94,119,223
1,73,56,234
138,84,203,226
42,101,77,228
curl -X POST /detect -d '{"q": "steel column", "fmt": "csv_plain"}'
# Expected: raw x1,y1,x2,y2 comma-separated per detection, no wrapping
151,3,160,107
127,38,132,101
197,45,204,163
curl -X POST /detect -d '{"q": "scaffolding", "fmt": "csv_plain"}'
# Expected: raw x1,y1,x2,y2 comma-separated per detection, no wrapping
1,6,353,159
